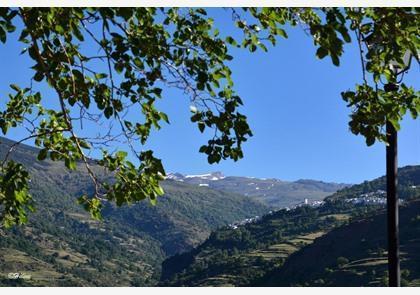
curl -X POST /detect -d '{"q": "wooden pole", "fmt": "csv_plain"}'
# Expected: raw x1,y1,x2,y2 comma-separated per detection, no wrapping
385,82,400,287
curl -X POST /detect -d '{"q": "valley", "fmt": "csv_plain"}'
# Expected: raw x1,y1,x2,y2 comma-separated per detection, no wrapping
0,137,268,286
160,166,420,287
0,137,419,287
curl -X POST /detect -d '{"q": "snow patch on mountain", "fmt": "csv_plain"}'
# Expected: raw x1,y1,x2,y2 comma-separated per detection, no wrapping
185,172,225,180
165,172,225,182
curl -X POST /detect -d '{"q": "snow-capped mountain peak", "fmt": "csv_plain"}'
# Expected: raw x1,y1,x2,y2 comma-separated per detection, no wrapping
165,172,185,181
185,172,225,181
165,172,225,182
166,172,225,182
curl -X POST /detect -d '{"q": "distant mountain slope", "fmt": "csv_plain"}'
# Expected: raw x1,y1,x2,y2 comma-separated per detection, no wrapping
160,166,420,286
0,137,269,286
258,199,420,287
327,165,420,201
167,172,349,208
102,181,270,255
160,205,348,286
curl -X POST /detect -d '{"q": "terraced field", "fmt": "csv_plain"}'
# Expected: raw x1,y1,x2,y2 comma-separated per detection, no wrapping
164,229,330,286
0,248,80,286
247,231,326,260
258,200,420,286
319,214,350,221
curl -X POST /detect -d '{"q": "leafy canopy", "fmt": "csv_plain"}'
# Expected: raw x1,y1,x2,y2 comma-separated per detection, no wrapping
0,7,418,227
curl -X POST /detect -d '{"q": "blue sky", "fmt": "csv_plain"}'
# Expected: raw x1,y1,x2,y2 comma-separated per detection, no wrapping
0,8,419,184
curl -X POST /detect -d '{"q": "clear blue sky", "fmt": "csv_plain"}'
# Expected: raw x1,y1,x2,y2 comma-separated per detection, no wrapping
0,8,419,184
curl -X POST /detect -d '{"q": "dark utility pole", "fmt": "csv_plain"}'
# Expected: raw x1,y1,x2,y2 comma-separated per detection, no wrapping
384,82,400,287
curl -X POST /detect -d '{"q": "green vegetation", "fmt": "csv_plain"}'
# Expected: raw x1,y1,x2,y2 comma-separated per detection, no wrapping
0,8,420,283
258,199,420,287
0,7,256,226
0,137,268,286
160,166,420,286
1,8,418,227
1,137,419,287
328,165,420,201
160,204,356,286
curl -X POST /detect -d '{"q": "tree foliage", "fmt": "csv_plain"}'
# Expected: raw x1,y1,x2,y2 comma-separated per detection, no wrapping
0,7,418,227
0,7,253,226
230,8,419,145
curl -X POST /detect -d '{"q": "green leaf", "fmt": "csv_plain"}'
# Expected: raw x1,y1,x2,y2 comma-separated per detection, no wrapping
104,106,113,118
34,71,44,82
114,62,124,74
199,145,208,153
316,47,328,59
155,185,164,196
95,73,108,79
10,84,20,92
331,55,340,66
366,136,375,146
150,197,157,206
275,28,288,38
226,36,237,46
37,149,48,161
124,120,133,129
160,112,170,124
198,121,205,133
65,157,76,170
116,150,128,159
79,140,91,149
73,28,84,41
0,25,6,43
55,24,65,34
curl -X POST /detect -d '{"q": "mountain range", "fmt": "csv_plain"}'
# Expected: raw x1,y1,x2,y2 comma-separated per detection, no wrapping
166,172,349,208
0,136,348,286
160,166,420,286
257,198,420,286
0,137,267,286
1,136,419,287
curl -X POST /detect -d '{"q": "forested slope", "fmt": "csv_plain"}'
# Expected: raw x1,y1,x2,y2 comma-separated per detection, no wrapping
0,137,269,286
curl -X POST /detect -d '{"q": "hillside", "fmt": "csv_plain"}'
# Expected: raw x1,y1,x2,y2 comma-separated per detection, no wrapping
327,165,420,201
160,205,349,286
160,166,420,286
0,137,269,286
257,199,420,287
166,172,349,208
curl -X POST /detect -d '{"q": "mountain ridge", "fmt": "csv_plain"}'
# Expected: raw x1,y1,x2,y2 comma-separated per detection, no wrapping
165,171,350,208
257,198,420,286
0,137,269,286
160,165,420,286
